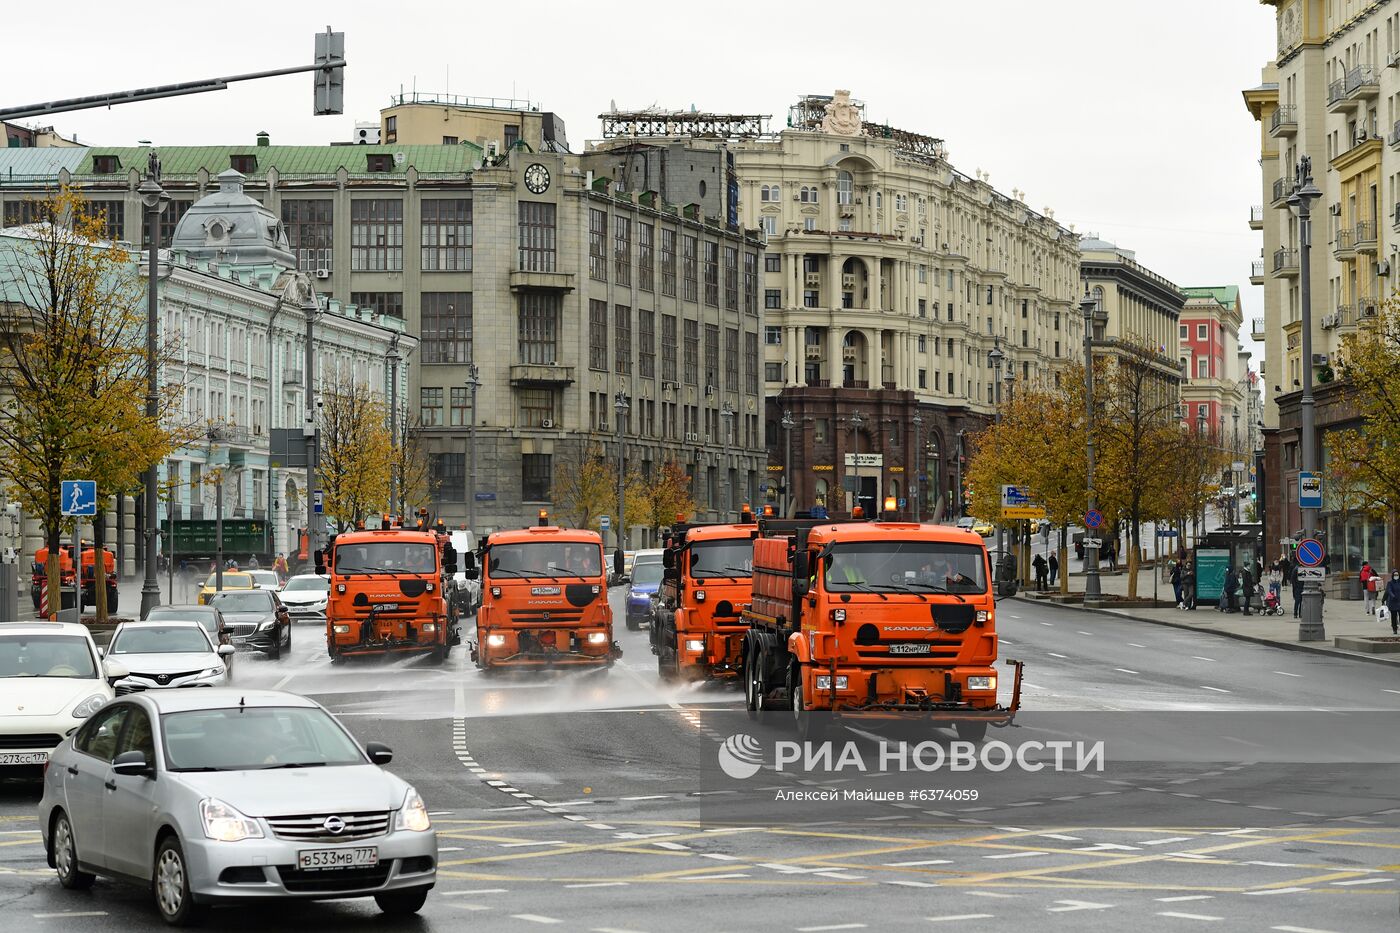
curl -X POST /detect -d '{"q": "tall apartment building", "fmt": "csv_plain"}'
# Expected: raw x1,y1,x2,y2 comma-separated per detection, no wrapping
589,91,1082,519
1178,286,1250,446
379,92,569,154
1245,0,1395,572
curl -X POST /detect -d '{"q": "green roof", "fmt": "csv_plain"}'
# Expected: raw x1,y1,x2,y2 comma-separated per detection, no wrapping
1181,285,1239,308
72,144,482,178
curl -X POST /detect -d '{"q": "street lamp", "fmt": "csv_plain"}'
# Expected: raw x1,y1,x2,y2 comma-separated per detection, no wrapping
954,429,966,521
988,338,1004,410
302,288,320,563
926,434,940,524
1004,365,1017,405
780,409,795,518
613,391,630,574
465,363,481,533
1081,288,1106,603
387,335,400,518
138,155,171,620
845,409,865,516
911,411,924,522
1286,154,1325,641
720,402,736,521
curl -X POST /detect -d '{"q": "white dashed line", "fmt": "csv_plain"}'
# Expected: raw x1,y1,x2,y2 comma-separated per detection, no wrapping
927,916,994,923
1114,668,1139,675
1077,631,1093,636
964,891,1018,898
1199,685,1231,693
1244,887,1310,896
1273,671,1302,677
983,851,1046,860
1047,900,1113,912
1330,877,1392,886
797,926,868,932
32,914,109,920
1040,622,1054,626
884,859,953,867
1157,912,1222,921
1272,926,1344,933
565,882,629,889
1191,656,1215,662
499,840,565,848
512,915,564,924
1127,643,1146,648
1047,652,1068,659
886,879,939,888
1384,689,1400,695
1137,836,1195,846
1155,896,1214,903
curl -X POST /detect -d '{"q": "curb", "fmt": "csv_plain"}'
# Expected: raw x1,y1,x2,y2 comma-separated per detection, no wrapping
1012,595,1400,669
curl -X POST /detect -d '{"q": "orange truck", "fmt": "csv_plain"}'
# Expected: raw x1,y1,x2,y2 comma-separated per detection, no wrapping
31,545,118,612
317,521,459,664
465,515,620,672
650,512,759,682
741,516,1023,740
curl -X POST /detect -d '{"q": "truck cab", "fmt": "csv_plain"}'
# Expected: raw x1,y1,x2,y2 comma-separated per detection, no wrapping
467,521,619,671
742,518,1022,740
650,515,758,682
31,545,117,612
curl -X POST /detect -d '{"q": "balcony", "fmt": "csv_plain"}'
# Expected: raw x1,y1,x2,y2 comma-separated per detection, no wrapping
281,368,303,385
1251,316,1266,341
1250,259,1265,285
1393,201,1400,230
1389,120,1400,148
1249,205,1264,230
1326,78,1347,110
509,270,575,292
1269,105,1297,137
804,345,823,360
1355,219,1378,253
508,363,575,386
1327,65,1379,112
1272,247,1299,278
1271,176,1297,207
1335,227,1358,260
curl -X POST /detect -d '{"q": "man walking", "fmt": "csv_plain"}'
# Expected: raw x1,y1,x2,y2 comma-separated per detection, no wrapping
1385,570,1400,636
1032,553,1048,592
1292,569,1305,619
1170,559,1184,609
1182,559,1197,610
1223,565,1240,613
1240,565,1255,616
1047,552,1059,588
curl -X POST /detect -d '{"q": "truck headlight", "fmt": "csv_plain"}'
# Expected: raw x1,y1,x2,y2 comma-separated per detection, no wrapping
201,797,264,842
71,694,107,719
394,789,432,833
685,639,704,652
815,676,848,691
695,590,706,602
587,632,608,644
831,608,846,622
332,624,350,634
425,582,435,593
421,623,436,633
486,634,506,647
490,586,502,598
975,610,990,623
967,675,996,690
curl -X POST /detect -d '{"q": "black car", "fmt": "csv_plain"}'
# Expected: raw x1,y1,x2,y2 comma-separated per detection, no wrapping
206,590,292,660
143,604,236,670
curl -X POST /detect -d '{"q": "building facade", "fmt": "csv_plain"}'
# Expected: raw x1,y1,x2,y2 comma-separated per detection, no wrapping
379,92,569,154
1178,285,1250,444
1245,0,1395,572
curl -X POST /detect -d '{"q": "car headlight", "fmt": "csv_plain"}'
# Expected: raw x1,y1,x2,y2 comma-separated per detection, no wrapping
586,632,608,645
199,667,224,679
684,639,704,652
200,797,264,842
71,694,107,719
332,624,350,634
486,634,506,646
394,789,432,833
815,675,849,691
308,599,327,610
257,619,277,631
967,675,996,691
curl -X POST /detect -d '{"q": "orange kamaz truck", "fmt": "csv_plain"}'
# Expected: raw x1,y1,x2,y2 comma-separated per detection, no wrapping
741,515,1023,740
650,512,759,682
31,545,117,612
466,515,620,672
318,520,459,664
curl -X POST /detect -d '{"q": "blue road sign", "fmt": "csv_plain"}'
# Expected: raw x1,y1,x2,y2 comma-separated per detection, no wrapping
60,480,96,517
312,490,323,514
1296,537,1325,568
1157,529,1179,537
1298,471,1322,510
897,497,907,508
1085,508,1104,529
599,515,611,530
474,492,497,501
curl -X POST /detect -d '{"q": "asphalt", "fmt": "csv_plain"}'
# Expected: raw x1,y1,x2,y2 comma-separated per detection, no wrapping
0,590,1396,932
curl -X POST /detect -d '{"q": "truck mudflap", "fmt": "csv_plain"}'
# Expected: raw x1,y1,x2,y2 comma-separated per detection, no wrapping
834,659,1025,727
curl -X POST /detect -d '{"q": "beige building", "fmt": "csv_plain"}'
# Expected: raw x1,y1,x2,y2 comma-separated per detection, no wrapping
379,92,569,154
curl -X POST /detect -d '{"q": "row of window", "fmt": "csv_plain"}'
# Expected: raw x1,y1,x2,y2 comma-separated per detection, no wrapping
586,208,758,313
586,300,759,393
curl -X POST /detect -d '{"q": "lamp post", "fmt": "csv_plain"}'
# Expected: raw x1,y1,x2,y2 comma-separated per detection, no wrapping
137,155,170,620
613,391,629,574
911,411,924,522
954,429,965,521
1286,155,1325,641
988,338,1006,573
846,409,865,516
926,435,940,525
387,335,400,518
720,402,736,520
1082,290,1105,603
302,288,320,562
780,409,795,518
465,363,481,533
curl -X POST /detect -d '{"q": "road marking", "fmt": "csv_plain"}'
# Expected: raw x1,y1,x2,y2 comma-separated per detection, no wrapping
885,859,953,867
798,926,869,932
1273,671,1302,677
654,841,691,850
1157,912,1222,921
1243,861,1299,868
1077,631,1092,636
1199,685,1231,693
566,882,629,888
1114,668,1139,675
691,873,749,879
1244,887,1310,895
32,914,109,920
1137,836,1195,846
1272,927,1345,933
1384,689,1400,695
1191,656,1215,662
1331,877,1392,886
1048,900,1113,912
964,891,1018,898
886,879,939,888
927,916,994,923
1047,653,1068,659
1155,896,1214,903
443,889,509,895
512,916,563,925
1037,834,1081,841
271,672,295,690
620,795,671,801
1040,622,1054,626
499,840,566,848
1127,643,1146,648
983,851,1046,859
593,929,650,933
702,853,742,861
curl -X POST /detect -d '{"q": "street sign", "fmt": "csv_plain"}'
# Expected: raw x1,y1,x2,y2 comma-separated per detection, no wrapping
599,516,611,530
1001,485,1032,507
1001,505,1046,520
474,492,496,501
897,498,907,508
1296,566,1326,582
1082,537,1103,549
1295,537,1325,568
312,490,323,514
1157,529,1179,537
60,480,96,517
1085,508,1104,529
1279,537,1296,547
1298,471,1322,510
1231,460,1247,473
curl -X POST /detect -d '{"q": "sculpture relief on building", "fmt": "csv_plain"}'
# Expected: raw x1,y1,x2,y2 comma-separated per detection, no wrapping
1278,2,1301,56
821,90,862,136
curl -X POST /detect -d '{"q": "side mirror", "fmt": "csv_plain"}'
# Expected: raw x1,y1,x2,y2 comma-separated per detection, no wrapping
217,644,236,657
96,646,105,658
313,549,326,576
365,741,393,765
112,750,152,778
662,549,675,570
102,660,128,684
461,551,477,579
442,543,458,577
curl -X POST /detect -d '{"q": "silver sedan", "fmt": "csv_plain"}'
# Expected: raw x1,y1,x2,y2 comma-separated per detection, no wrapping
38,689,437,925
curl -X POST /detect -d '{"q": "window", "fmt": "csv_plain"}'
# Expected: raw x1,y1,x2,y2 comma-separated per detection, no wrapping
1197,356,1209,379
589,299,608,372
517,201,556,272
614,215,631,286
366,154,393,173
804,217,816,231
384,115,397,143
518,293,559,364
92,154,120,174
918,369,927,389
766,326,783,346
917,335,927,353
705,324,720,388
638,222,655,291
638,310,655,379
918,264,927,284
765,362,784,382
350,199,403,271
661,315,678,382
918,298,927,318
724,327,740,390
442,136,458,145
86,200,124,241
1180,324,1188,339
75,704,130,762
431,453,465,501
723,246,739,309
282,200,334,272
1196,323,1207,340
837,171,853,205
682,235,699,302
684,319,700,385
589,208,608,281
765,253,782,273
744,252,757,313
615,305,632,375
814,418,828,443
421,198,472,271
804,289,819,308
762,215,778,236
230,154,257,174
800,185,819,204
703,241,720,306
522,453,551,501
661,228,677,296
745,331,759,394
350,292,403,318
519,389,555,428
450,387,471,426
420,387,444,426
420,293,471,364
504,124,520,150
876,191,884,210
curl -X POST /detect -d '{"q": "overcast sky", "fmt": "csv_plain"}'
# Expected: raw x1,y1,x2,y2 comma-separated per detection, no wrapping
8,1,1276,360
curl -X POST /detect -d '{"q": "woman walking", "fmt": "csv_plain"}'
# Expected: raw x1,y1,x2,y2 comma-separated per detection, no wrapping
1385,570,1400,636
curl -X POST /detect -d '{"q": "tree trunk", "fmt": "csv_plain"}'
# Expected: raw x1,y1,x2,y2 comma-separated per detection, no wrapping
44,521,61,621
1059,524,1069,596
1126,510,1141,599
93,506,109,624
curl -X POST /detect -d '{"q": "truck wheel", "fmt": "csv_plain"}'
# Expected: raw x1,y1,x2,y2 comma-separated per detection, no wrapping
328,645,345,664
955,720,988,743
427,645,448,665
790,671,826,741
744,650,762,718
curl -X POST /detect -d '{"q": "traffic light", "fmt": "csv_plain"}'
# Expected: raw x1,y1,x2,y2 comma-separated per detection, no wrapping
313,29,345,116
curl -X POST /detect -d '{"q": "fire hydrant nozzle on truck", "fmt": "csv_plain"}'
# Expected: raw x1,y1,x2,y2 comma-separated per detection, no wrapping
741,517,1023,740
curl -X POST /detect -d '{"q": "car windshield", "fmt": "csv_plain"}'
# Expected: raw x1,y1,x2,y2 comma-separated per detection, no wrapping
824,541,988,594
487,541,603,579
0,634,96,679
689,540,754,579
109,625,212,655
631,561,664,585
161,705,367,772
145,608,218,635
249,571,279,586
208,592,273,612
334,542,438,575
205,573,252,588
283,576,329,593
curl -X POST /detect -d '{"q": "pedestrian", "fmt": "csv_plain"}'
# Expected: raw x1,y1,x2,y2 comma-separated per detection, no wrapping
1223,566,1239,613
1032,553,1048,592
274,552,290,584
1360,560,1378,615
1240,565,1255,616
1279,552,1293,586
1182,560,1197,609
1385,571,1400,635
248,554,261,570
1107,538,1118,572
1292,570,1305,619
1047,552,1059,588
1170,559,1184,609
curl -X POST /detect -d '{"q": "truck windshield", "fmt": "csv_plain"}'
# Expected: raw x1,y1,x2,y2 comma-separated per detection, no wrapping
334,542,438,575
689,540,753,579
487,541,603,579
824,541,988,594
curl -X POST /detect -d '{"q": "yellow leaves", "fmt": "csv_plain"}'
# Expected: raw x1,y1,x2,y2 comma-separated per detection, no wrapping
625,461,696,533
318,381,393,528
554,444,618,532
1335,297,1400,510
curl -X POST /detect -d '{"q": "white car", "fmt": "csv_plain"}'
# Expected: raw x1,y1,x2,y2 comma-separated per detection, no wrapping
0,623,126,768
278,573,330,621
104,620,234,695
246,569,282,590
448,530,480,613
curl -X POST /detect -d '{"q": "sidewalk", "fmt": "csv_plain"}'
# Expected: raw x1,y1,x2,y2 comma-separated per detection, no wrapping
1016,564,1400,668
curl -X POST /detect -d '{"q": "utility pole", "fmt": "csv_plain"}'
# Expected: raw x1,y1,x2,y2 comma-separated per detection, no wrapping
613,390,630,575
466,362,481,533
388,336,400,518
303,289,318,560
780,409,795,518
988,338,1005,573
720,402,736,520
137,156,169,619
1082,290,1104,604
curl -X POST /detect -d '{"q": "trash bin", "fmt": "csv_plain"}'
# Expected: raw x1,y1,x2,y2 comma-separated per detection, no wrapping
1347,574,1362,600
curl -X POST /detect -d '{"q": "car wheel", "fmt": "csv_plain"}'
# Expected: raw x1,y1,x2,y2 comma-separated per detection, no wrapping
375,885,430,915
284,622,292,651
955,719,988,743
52,811,94,890
268,633,282,661
153,835,206,926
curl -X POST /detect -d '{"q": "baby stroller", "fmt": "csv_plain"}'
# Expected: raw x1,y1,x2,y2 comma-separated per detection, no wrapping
1261,583,1284,616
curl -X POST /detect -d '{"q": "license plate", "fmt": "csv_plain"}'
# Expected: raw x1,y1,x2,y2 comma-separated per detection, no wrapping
297,846,378,870
531,586,560,596
0,752,49,765
889,643,931,655
372,603,398,612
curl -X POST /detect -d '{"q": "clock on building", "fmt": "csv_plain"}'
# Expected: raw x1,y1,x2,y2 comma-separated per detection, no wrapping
524,163,550,194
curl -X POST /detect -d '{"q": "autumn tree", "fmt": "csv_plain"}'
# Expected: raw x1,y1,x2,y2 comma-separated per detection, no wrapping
1333,300,1400,539
1323,429,1389,574
0,189,187,612
1159,425,1228,551
626,461,696,537
553,443,617,532
317,379,393,531
392,416,434,518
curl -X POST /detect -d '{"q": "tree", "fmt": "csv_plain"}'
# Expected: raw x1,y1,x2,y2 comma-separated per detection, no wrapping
393,416,433,518
1335,300,1400,533
1323,429,1389,574
553,443,618,532
626,461,696,536
0,189,186,613
1159,425,1227,552
317,380,393,531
